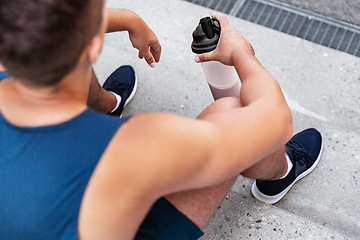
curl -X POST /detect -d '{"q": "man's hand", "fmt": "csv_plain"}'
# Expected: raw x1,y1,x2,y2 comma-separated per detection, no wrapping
106,9,161,68
128,18,161,68
195,15,254,66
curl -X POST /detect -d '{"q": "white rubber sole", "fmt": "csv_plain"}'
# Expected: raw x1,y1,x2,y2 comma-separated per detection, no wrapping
120,74,137,118
251,141,324,204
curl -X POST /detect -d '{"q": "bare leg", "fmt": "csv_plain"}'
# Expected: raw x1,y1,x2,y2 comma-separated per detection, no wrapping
165,97,288,230
87,68,117,113
241,146,287,180
165,177,237,230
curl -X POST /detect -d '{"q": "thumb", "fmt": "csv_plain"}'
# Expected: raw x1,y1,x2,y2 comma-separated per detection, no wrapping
195,52,214,63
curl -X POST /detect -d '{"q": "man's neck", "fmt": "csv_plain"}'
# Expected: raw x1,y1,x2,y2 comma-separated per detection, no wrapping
0,63,92,127
0,63,5,72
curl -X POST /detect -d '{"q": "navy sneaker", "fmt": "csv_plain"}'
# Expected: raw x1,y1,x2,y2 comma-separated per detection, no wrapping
251,128,323,204
103,65,137,117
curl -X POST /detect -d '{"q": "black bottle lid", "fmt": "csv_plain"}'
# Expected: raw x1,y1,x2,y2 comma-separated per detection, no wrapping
191,17,221,54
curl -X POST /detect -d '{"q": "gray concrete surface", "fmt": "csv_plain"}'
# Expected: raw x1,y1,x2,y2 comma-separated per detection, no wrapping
271,0,360,26
95,0,360,239
202,191,350,239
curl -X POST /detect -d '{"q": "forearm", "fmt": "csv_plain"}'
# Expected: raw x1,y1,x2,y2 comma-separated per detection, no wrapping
199,54,293,175
233,53,285,108
105,8,161,67
106,8,140,33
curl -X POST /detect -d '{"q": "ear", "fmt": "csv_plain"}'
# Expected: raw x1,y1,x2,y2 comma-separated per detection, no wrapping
79,5,106,65
85,35,103,64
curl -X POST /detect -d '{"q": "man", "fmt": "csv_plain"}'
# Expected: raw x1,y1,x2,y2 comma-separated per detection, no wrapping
0,0,322,239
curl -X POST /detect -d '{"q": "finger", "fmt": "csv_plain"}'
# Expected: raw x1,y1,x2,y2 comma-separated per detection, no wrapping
138,52,144,59
195,52,214,63
142,49,156,68
150,41,162,63
212,14,231,31
150,47,159,64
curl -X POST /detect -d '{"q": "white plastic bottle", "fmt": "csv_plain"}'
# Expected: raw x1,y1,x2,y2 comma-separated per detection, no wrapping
192,17,240,100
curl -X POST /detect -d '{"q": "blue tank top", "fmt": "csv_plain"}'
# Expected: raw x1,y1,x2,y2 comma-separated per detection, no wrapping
0,71,10,80
0,93,128,239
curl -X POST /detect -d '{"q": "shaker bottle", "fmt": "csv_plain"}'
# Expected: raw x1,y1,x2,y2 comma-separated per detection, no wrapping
191,17,241,100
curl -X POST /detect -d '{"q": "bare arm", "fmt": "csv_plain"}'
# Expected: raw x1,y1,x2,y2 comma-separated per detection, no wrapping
106,9,138,33
79,15,292,240
105,9,161,67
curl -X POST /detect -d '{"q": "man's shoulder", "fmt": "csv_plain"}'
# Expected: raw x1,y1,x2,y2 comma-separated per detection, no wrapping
109,111,203,150
101,111,206,178
109,112,181,149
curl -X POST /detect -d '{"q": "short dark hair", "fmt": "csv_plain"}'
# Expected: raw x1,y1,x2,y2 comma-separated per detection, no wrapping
0,0,103,87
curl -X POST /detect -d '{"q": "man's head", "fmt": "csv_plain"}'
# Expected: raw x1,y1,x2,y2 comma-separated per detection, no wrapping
0,0,104,87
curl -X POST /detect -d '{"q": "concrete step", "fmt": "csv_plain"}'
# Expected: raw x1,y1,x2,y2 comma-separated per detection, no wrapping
201,190,351,239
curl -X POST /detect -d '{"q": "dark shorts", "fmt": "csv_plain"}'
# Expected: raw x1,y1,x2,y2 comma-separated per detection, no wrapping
135,197,204,240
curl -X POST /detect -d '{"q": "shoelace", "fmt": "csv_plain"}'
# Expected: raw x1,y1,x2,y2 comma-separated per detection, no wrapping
286,140,311,166
110,82,132,92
